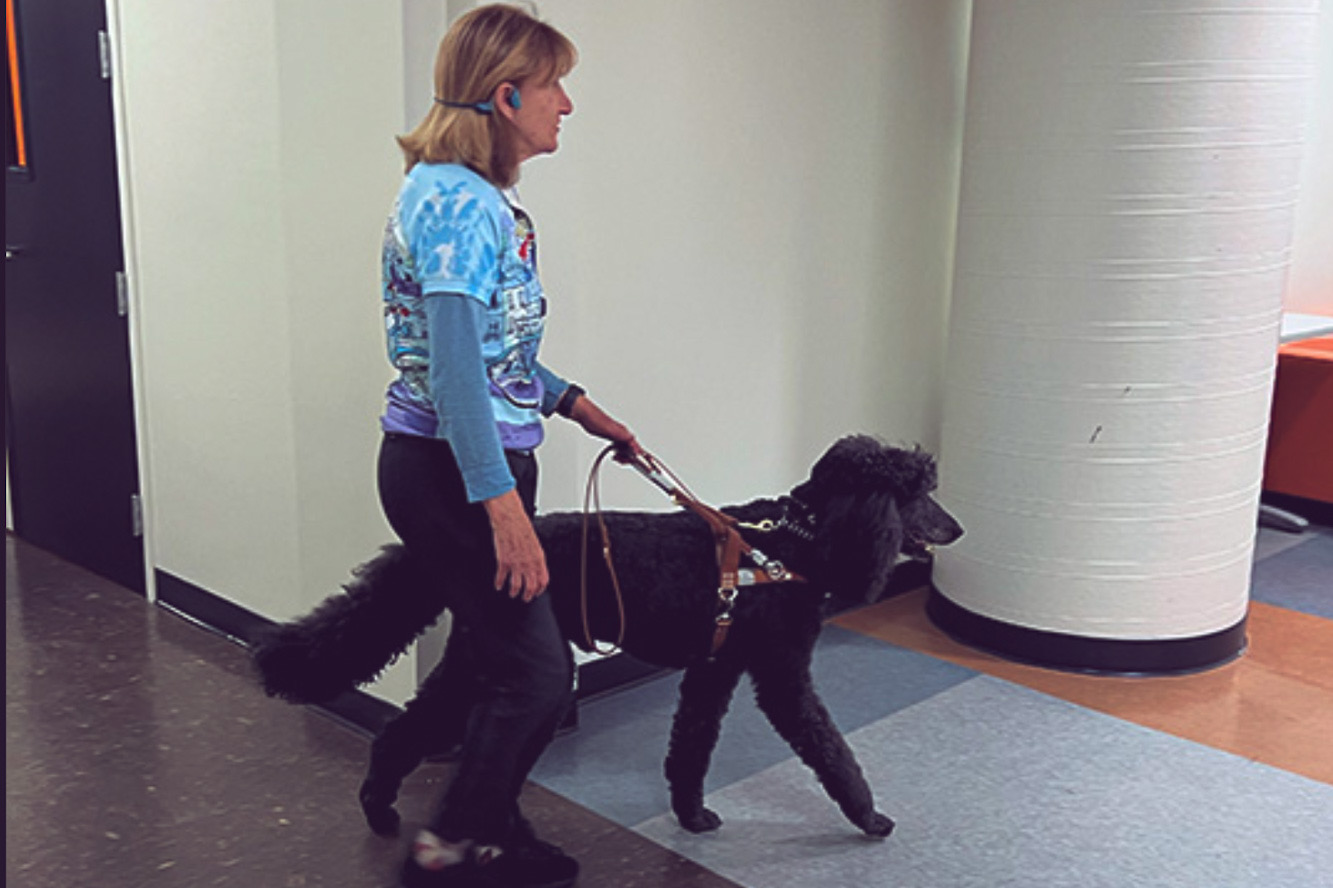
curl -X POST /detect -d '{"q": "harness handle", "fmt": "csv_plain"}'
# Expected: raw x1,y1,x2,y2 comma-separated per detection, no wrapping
578,444,805,660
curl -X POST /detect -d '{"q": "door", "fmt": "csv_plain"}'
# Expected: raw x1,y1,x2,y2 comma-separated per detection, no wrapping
6,0,145,593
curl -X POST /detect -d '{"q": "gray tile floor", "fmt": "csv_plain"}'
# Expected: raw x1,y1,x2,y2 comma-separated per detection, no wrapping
631,675,1333,888
532,522,1333,887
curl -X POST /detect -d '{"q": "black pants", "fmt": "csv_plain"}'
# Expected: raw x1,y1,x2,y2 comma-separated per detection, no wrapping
377,432,572,845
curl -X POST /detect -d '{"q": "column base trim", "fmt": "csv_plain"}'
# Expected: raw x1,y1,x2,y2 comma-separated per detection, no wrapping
926,589,1247,676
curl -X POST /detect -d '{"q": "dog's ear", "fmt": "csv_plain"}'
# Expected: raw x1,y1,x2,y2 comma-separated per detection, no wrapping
813,488,904,604
881,445,938,501
792,436,937,507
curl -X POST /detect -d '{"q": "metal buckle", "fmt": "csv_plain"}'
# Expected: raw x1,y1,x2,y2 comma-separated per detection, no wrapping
748,547,789,582
716,587,737,623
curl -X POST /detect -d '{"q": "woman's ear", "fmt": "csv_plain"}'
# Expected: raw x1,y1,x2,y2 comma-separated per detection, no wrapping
494,83,522,121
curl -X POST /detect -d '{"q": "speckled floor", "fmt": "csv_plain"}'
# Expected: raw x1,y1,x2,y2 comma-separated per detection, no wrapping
5,534,740,888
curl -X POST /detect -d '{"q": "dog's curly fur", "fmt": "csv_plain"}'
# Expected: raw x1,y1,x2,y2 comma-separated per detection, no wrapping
253,435,962,840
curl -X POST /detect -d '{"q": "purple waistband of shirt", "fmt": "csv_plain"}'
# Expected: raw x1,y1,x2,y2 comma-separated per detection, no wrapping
497,420,543,452
381,382,544,452
381,384,438,437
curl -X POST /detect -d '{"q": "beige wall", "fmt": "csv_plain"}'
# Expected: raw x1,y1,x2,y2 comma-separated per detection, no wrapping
508,0,972,512
112,0,414,700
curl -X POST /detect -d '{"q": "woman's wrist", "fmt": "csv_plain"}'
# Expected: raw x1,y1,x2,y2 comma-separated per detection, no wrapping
569,395,640,456
554,383,586,418
482,487,525,523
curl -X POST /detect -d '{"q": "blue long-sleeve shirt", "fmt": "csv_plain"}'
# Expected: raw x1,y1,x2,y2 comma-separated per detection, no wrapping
380,163,571,502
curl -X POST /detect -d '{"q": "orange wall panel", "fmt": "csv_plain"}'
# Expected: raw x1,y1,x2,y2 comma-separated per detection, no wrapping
1264,335,1333,504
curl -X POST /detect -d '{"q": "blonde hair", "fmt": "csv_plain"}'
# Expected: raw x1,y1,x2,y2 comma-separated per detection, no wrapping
397,3,577,187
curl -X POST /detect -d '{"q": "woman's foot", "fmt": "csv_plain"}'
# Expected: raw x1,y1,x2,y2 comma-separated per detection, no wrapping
400,832,473,887
477,835,579,887
399,830,579,887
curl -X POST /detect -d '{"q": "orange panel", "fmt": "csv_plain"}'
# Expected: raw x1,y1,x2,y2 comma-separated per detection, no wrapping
1264,334,1333,504
7,0,28,168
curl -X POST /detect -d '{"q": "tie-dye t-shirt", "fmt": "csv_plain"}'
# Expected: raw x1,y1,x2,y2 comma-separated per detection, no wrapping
381,163,554,452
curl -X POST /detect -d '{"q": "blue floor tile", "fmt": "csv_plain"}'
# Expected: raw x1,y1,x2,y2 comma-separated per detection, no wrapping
636,676,1333,888
1251,527,1333,619
533,625,976,827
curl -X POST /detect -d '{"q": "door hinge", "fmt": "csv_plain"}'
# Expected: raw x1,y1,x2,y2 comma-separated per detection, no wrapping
131,494,144,538
98,30,112,80
116,271,129,317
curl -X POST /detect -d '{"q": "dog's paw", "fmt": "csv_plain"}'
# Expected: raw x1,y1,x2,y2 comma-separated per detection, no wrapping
359,783,401,837
677,807,723,833
860,811,895,839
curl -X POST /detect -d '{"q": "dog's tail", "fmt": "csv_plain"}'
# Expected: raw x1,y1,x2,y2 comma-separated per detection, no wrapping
251,545,446,704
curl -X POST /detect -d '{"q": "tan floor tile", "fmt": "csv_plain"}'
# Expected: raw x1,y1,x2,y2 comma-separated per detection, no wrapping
835,591,1333,786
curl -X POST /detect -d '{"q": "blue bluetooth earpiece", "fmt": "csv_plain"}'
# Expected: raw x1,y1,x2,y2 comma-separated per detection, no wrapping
435,86,521,115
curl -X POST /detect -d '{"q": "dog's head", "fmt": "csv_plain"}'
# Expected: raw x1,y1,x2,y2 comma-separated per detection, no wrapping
787,435,962,603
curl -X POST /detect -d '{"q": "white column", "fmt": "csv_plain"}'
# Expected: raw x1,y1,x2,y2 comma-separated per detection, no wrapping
934,0,1320,670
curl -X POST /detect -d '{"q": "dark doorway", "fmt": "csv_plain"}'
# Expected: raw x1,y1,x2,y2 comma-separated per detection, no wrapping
6,0,145,593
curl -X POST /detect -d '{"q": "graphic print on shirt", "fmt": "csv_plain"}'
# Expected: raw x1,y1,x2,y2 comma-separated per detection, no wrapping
380,166,548,448
382,213,431,403
487,204,547,412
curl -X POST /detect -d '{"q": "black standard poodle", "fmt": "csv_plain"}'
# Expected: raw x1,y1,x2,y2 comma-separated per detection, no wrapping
253,435,962,840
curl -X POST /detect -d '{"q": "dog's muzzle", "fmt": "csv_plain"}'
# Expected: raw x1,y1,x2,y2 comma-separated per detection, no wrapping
901,536,936,561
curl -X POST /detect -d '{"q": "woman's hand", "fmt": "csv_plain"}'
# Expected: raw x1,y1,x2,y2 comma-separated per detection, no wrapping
483,489,548,602
568,394,642,462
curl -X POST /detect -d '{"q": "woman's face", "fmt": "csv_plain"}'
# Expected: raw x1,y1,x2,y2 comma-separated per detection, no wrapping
504,77,574,163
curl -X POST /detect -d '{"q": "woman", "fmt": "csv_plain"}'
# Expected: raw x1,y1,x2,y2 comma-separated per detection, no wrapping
378,6,637,886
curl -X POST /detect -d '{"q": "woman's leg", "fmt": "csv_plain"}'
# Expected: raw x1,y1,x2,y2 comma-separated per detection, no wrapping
430,582,573,843
377,435,572,847
359,621,477,836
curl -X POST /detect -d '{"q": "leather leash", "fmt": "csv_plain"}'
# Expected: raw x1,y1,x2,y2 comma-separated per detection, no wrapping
579,445,629,656
580,445,805,659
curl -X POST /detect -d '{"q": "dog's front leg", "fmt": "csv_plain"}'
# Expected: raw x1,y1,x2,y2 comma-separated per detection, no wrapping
664,657,746,833
749,652,895,839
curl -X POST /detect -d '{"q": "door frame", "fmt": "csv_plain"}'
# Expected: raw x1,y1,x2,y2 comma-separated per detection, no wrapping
104,0,158,601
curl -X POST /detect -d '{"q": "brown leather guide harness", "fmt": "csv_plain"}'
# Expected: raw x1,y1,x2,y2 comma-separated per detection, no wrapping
580,446,806,659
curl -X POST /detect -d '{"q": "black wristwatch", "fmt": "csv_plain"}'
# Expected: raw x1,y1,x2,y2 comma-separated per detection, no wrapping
555,384,586,418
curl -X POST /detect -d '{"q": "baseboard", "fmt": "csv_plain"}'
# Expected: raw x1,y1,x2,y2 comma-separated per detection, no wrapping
154,569,404,737
577,651,671,701
926,588,1248,676
155,570,270,646
1260,491,1333,529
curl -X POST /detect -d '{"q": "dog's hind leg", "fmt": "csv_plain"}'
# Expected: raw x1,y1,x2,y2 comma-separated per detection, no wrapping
664,657,746,833
749,645,894,838
359,625,477,836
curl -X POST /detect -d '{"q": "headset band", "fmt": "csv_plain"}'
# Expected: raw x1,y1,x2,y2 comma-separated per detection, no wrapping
435,97,495,114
